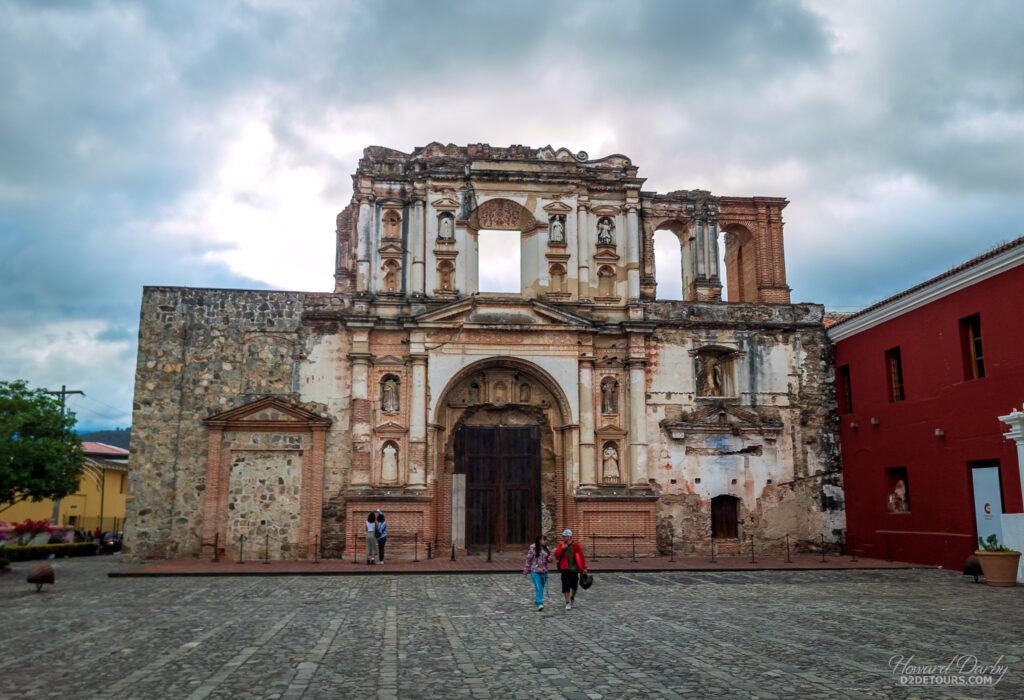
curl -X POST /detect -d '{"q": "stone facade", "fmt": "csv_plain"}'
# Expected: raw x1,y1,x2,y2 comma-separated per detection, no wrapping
124,143,843,562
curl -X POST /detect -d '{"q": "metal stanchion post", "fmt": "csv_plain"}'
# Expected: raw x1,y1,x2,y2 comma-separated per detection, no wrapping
631,533,638,562
353,532,358,564
212,532,220,563
710,537,717,564
451,543,456,562
784,533,791,563
264,533,270,564
487,541,492,563
591,533,597,561
427,541,432,560
669,533,675,563
313,534,320,564
820,534,826,563
238,534,245,564
414,532,419,562
749,535,756,564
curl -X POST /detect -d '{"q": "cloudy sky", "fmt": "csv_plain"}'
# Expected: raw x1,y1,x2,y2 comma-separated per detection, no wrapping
2,0,1022,431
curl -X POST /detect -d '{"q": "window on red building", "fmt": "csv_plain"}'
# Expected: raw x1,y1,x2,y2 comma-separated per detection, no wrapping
885,467,910,513
885,347,905,401
836,364,853,413
959,313,985,380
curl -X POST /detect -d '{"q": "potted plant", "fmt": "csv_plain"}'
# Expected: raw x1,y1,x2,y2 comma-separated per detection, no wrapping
975,534,1022,587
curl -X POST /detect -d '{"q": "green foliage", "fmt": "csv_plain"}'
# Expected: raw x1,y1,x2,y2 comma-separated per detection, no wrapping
978,534,1019,553
1,542,98,561
0,380,85,511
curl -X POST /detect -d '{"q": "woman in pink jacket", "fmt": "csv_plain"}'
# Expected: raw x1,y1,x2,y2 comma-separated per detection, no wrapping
523,534,552,611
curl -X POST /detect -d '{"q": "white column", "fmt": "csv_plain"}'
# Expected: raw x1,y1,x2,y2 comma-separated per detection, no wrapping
707,220,720,280
579,359,595,487
999,406,1024,505
411,199,425,295
356,200,372,293
626,206,640,299
577,203,589,298
998,405,1024,582
628,358,648,486
695,220,707,279
409,355,427,486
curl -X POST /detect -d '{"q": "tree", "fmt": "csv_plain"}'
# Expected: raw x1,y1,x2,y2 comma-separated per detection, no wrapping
0,380,85,513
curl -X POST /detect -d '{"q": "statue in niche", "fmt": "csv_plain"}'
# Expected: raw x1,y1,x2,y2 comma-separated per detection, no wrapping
438,214,454,240
549,216,565,243
888,479,909,513
697,354,725,397
468,382,481,403
381,377,399,413
602,444,620,482
601,378,617,415
382,443,399,483
438,261,454,291
382,260,400,293
597,217,614,245
519,383,531,402
493,381,507,405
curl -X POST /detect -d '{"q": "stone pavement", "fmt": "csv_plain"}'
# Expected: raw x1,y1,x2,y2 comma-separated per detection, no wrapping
110,552,920,577
1,557,1022,699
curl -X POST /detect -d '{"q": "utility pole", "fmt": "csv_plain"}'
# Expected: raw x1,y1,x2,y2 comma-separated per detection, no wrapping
44,385,84,525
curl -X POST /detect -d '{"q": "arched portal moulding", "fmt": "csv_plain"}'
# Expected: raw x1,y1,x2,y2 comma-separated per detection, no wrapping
429,357,576,549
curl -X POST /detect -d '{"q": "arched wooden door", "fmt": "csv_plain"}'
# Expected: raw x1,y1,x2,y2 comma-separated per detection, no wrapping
455,425,540,549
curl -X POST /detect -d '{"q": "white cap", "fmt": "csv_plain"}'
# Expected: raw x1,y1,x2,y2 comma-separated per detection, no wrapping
376,509,383,514
561,529,573,537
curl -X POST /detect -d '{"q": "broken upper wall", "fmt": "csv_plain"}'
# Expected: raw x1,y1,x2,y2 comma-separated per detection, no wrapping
335,143,790,307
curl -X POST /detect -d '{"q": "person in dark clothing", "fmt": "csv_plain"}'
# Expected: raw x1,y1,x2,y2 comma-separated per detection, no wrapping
375,509,387,564
552,529,588,610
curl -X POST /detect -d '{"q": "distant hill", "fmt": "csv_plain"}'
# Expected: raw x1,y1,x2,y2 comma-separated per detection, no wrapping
79,428,132,450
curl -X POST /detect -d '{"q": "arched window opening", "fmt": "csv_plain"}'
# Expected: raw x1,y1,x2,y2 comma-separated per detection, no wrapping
653,230,683,300
478,229,521,293
711,495,739,539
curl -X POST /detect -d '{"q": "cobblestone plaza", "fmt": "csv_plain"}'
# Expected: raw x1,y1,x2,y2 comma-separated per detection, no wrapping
1,558,1021,699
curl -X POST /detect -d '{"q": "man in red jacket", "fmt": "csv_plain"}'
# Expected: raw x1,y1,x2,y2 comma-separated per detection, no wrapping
553,529,588,610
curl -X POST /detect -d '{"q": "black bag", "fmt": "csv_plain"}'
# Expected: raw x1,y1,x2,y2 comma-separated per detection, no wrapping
579,572,594,589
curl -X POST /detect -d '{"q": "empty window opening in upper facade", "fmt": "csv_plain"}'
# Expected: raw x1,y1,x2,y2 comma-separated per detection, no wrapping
478,229,521,293
653,230,683,300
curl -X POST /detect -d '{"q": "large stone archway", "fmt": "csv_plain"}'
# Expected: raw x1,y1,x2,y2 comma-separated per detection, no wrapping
430,358,573,551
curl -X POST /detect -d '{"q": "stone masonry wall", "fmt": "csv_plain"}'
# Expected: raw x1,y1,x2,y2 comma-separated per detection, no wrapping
125,287,318,561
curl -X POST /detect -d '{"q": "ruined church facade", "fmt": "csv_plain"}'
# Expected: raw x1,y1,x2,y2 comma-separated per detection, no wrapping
124,144,843,562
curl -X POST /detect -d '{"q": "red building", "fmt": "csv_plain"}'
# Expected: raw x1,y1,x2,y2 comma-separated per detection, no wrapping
827,237,1024,570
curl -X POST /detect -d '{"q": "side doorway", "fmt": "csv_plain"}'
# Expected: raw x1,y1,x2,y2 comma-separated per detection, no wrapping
455,425,540,550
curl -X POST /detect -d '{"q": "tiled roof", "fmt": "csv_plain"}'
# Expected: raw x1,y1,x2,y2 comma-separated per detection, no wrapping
829,236,1024,329
81,441,130,457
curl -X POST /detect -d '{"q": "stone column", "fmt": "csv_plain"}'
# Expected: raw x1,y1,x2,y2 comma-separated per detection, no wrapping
300,426,327,558
628,358,648,486
578,358,596,487
577,200,589,299
349,353,372,484
998,404,1024,583
409,354,427,487
694,220,707,279
626,206,640,299
411,197,425,295
707,219,720,279
451,473,466,549
356,199,372,293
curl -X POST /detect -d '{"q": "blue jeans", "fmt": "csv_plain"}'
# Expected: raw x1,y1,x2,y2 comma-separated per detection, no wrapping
530,572,548,607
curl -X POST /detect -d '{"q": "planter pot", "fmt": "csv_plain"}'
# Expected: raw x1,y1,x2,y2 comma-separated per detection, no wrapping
974,550,1021,587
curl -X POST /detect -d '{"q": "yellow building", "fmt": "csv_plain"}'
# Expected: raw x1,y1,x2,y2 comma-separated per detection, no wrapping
1,442,129,533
